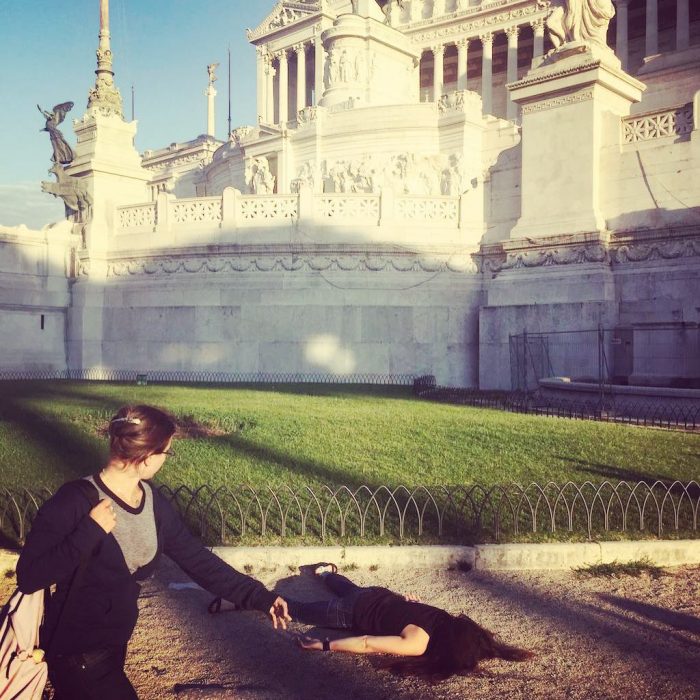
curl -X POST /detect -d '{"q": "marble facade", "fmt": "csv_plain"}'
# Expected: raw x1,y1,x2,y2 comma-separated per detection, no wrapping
2,0,699,388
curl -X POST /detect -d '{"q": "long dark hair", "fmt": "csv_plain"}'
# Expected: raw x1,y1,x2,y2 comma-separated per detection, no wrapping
381,613,533,682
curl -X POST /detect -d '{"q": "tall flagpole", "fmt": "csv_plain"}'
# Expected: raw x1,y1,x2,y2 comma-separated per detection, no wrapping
227,46,232,137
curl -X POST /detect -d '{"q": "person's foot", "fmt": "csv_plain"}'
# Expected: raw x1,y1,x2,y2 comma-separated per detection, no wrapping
299,562,338,577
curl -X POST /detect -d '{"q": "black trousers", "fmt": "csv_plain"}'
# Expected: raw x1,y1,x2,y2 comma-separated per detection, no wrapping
48,645,138,700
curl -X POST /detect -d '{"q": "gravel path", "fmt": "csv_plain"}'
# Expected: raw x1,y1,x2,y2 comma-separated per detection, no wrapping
121,560,699,700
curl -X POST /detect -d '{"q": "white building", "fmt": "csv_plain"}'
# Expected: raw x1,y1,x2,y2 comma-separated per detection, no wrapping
1,0,699,390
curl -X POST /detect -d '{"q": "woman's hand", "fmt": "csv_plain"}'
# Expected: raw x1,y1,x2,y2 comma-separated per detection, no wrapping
90,498,116,533
403,593,421,603
269,596,292,630
297,635,323,651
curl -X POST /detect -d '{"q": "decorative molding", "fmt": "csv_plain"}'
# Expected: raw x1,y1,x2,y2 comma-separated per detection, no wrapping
104,252,479,278
479,229,700,272
521,89,594,114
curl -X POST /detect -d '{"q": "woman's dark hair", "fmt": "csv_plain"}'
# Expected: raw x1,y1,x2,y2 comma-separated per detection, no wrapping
381,613,534,682
108,405,177,464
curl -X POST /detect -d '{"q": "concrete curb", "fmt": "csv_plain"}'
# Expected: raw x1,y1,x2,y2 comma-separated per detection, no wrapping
2,541,699,576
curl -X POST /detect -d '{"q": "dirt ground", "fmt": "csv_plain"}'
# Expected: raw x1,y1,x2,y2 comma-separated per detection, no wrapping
3,560,699,699
129,559,699,700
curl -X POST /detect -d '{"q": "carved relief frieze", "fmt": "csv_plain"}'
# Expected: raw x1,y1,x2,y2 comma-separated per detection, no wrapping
104,252,479,278
521,89,594,114
247,1,320,41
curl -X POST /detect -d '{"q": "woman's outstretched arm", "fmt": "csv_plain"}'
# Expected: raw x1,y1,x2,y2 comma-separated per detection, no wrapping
299,625,429,656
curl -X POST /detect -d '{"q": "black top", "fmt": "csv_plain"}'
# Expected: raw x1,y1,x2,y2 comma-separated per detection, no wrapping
353,587,451,642
16,478,277,656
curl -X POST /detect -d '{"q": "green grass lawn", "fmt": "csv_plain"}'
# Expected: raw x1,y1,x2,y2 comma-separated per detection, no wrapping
0,381,697,546
0,380,697,490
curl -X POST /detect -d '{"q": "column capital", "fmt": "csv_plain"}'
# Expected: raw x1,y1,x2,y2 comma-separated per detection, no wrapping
456,37,470,49
480,32,493,45
530,17,545,32
505,25,520,40
293,42,307,55
430,44,444,56
275,49,289,62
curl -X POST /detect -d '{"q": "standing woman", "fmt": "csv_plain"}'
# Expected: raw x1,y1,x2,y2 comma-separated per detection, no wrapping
16,405,290,700
290,564,533,680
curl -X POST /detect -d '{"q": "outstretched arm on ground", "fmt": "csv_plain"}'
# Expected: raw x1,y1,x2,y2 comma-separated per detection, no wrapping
298,624,429,656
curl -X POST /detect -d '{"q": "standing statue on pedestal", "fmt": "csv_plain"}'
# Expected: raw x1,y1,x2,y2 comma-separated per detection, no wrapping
545,0,615,50
37,102,76,165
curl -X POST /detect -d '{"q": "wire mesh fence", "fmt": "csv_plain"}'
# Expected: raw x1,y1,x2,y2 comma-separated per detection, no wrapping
1,482,697,549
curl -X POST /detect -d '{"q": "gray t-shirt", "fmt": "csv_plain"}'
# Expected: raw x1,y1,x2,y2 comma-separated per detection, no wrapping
86,475,158,574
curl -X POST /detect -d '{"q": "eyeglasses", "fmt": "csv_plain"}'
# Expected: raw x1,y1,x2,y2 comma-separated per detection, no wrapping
156,449,176,457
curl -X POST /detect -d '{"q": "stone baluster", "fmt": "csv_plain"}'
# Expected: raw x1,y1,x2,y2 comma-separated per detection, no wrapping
645,0,658,57
531,18,545,60
277,50,289,125
677,0,689,51
265,55,276,123
615,0,630,71
432,44,444,101
480,32,493,116
506,26,520,121
314,29,324,105
456,38,469,91
295,43,307,115
410,0,422,23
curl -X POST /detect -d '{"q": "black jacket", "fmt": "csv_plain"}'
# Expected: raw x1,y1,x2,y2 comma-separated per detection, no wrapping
16,478,277,655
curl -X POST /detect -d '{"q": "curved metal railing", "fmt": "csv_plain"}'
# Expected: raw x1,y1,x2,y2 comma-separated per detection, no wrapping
1,481,697,548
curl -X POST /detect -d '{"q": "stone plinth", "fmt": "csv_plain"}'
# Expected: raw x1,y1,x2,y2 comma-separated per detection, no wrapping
509,45,645,239
320,10,419,109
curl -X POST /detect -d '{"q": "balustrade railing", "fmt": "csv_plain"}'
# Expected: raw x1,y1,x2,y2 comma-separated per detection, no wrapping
238,195,298,222
622,103,694,144
396,196,459,223
316,194,380,222
171,197,223,224
117,203,156,230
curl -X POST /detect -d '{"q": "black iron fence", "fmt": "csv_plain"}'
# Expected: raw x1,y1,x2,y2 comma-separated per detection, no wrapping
1,482,697,549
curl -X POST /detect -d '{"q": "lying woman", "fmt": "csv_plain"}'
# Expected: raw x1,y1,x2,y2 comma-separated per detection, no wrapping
288,563,533,680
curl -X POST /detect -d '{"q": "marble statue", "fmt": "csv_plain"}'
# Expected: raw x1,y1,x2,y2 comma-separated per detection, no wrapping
207,62,219,86
41,163,92,222
38,102,76,165
250,157,276,194
545,0,616,50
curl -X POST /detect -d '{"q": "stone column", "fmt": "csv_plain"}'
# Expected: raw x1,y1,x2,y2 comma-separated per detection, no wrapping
432,44,444,101
433,0,445,17
480,32,493,116
410,0,422,23
256,47,266,122
205,82,217,137
314,30,324,105
265,55,276,124
457,39,469,91
615,0,629,71
531,18,545,60
677,0,690,51
277,50,289,125
645,0,658,57
506,26,519,121
295,43,307,115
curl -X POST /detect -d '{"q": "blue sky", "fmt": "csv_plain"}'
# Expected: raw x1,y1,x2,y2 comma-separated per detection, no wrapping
0,0,272,227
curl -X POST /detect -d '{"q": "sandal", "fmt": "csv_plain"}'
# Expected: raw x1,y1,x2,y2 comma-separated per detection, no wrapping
299,562,339,576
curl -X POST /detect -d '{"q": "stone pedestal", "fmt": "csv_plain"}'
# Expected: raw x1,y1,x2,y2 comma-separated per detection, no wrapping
320,5,419,109
66,112,151,256
509,44,644,239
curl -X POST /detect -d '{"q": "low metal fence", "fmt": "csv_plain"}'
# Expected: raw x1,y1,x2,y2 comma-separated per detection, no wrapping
1,482,697,549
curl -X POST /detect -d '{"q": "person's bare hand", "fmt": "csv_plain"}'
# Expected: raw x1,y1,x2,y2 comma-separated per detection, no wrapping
297,635,322,651
403,593,421,603
269,596,291,630
90,498,116,533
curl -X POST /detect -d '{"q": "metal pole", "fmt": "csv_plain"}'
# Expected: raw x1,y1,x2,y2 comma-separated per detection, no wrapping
228,45,232,136
131,84,134,121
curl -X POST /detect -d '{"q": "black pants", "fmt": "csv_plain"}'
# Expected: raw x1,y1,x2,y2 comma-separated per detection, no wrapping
49,645,138,700
286,572,373,629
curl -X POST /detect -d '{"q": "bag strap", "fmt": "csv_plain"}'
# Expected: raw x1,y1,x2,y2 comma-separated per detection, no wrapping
44,479,101,655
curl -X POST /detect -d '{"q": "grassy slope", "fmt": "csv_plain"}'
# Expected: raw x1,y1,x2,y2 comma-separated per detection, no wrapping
0,381,697,492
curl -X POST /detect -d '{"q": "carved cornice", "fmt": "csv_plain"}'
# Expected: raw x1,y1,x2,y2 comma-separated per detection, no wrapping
410,2,543,46
247,1,320,42
98,251,479,278
478,228,700,273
